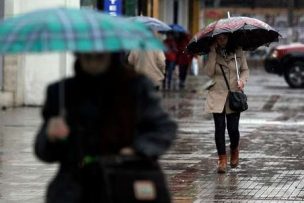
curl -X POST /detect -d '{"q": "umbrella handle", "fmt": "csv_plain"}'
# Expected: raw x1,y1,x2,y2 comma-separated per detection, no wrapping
234,54,240,81
59,53,66,118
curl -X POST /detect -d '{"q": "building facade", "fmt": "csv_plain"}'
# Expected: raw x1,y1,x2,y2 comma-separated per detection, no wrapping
0,0,200,107
81,0,160,17
81,0,201,34
0,0,79,107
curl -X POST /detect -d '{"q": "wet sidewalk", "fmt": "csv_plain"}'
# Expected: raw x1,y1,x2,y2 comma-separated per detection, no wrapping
0,69,304,202
162,70,304,202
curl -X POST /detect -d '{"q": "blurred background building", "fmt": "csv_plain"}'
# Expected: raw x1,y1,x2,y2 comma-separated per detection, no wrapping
1,0,299,107
0,0,201,107
81,0,201,34
0,0,79,107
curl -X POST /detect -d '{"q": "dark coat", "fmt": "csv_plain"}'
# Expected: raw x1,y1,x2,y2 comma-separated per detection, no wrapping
164,38,177,62
176,34,193,65
35,70,177,203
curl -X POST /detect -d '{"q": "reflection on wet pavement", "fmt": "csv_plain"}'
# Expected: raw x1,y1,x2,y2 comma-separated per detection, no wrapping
161,70,304,202
0,70,304,202
0,109,57,202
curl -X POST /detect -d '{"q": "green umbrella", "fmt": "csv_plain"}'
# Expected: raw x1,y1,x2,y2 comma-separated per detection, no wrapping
0,8,164,116
0,8,165,54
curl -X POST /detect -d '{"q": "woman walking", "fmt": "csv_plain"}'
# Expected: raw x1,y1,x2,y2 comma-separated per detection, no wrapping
204,34,249,173
35,52,177,202
128,30,166,90
163,32,178,90
128,50,166,90
176,33,193,89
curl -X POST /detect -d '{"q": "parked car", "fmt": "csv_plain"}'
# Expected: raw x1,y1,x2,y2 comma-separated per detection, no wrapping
265,43,304,88
249,46,270,60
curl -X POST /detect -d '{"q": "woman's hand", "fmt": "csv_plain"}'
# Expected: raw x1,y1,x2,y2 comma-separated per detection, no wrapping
47,117,70,142
120,147,135,156
210,42,218,52
237,80,245,91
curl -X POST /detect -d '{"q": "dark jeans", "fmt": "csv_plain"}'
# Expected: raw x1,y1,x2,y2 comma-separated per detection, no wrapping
213,112,240,155
179,64,189,88
164,60,176,89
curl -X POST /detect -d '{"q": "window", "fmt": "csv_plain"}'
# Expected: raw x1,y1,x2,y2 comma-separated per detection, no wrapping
81,0,98,8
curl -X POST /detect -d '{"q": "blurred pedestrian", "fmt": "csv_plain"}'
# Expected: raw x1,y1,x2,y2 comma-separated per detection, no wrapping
128,50,166,90
163,32,178,90
35,52,177,202
176,33,193,89
128,31,166,90
204,33,249,173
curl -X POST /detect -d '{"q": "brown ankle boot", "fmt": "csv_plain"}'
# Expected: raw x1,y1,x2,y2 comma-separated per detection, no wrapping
230,148,239,168
217,155,227,173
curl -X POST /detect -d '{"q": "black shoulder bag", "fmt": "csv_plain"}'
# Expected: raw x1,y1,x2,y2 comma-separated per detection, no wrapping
219,65,248,112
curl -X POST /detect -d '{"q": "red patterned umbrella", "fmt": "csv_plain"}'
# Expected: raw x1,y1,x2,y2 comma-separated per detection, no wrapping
187,16,280,55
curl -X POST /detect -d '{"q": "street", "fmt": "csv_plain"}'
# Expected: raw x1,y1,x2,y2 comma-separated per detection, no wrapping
0,69,304,202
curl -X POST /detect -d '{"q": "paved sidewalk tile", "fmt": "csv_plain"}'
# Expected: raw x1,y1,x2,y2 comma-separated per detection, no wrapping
0,70,304,202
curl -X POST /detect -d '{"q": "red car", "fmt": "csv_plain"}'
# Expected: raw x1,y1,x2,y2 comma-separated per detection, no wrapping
265,43,304,88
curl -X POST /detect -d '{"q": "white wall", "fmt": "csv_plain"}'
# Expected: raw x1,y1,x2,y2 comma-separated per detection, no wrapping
23,54,74,105
159,0,189,30
5,0,79,16
2,0,80,106
159,0,174,24
178,0,189,30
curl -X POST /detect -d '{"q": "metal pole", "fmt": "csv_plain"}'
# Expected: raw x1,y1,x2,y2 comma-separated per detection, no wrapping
227,11,240,81
288,0,294,27
234,54,240,81
59,53,66,117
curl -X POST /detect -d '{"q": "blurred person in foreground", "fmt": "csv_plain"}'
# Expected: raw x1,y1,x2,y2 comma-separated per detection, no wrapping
128,31,166,90
35,52,177,202
204,33,249,173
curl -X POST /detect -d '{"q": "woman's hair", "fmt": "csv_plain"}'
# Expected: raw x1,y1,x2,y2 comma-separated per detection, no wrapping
74,52,139,154
74,52,134,77
225,34,238,54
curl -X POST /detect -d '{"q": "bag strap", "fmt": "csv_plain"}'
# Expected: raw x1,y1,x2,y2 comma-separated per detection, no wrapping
219,65,231,91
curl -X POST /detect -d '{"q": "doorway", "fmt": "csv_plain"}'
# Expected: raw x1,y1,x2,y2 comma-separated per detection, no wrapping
173,0,179,23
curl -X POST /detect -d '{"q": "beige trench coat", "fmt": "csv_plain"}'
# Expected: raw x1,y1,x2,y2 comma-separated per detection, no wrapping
204,48,249,114
128,51,166,87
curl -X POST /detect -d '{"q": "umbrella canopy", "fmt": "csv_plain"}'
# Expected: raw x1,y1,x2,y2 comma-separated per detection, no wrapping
187,16,280,55
169,24,187,33
0,8,165,54
129,16,171,32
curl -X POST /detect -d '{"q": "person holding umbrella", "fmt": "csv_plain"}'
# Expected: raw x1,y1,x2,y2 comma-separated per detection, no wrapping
204,33,249,173
163,32,178,90
176,32,193,89
0,8,177,202
128,38,167,90
40,51,177,202
187,15,280,173
128,16,170,90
